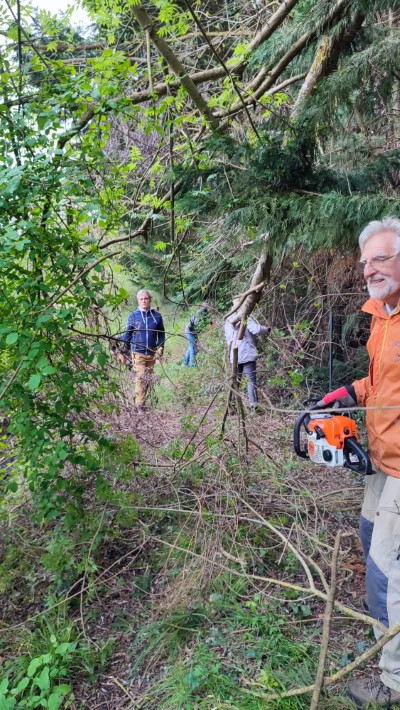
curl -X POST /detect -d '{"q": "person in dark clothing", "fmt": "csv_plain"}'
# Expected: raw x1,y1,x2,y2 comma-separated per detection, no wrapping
182,303,212,367
121,289,165,410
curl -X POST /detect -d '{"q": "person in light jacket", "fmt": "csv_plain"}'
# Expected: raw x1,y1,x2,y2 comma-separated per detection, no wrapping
224,305,270,410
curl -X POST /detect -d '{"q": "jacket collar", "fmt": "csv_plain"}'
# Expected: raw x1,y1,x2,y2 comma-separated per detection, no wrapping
361,298,399,319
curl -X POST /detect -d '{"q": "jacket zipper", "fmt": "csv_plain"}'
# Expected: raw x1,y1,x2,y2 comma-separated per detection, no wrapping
377,316,390,381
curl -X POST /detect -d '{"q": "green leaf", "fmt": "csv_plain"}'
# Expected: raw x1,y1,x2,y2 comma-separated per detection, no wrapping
27,374,42,390
8,481,18,493
35,666,50,691
154,240,167,251
55,642,73,655
57,447,68,461
15,239,31,252
3,174,22,196
42,366,57,375
47,686,72,710
27,656,44,678
97,352,108,367
5,332,18,345
37,115,48,130
10,676,30,696
36,314,53,325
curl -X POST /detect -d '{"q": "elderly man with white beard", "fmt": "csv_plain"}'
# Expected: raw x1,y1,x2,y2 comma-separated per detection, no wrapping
315,217,400,707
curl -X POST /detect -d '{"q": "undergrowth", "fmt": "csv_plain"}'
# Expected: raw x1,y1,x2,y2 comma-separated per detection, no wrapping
0,320,366,709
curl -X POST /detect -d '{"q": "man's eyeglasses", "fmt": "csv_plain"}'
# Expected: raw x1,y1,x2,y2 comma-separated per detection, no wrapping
358,253,400,271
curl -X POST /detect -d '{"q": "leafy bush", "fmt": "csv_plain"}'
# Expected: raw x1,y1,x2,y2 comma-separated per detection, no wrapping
0,633,76,709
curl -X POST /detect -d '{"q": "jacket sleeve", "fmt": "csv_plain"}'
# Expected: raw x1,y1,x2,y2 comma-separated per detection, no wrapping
246,317,269,337
352,376,371,407
157,316,165,348
224,320,236,345
121,313,134,345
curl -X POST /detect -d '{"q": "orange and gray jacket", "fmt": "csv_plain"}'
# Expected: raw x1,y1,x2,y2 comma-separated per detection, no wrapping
121,308,165,355
353,298,400,478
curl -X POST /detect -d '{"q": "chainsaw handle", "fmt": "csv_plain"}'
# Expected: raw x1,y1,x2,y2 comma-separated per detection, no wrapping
344,437,373,475
293,412,311,458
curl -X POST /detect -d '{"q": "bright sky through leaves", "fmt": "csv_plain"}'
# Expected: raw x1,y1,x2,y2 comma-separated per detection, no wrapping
32,0,90,28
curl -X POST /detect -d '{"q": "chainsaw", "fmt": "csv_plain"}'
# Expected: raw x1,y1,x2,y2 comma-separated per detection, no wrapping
294,400,373,475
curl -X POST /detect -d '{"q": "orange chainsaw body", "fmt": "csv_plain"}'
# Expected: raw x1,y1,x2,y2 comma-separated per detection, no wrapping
294,406,373,474
307,414,358,451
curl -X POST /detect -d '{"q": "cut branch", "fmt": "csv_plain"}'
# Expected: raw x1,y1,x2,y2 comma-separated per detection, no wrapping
123,0,301,106
309,531,341,710
228,236,272,327
131,5,219,129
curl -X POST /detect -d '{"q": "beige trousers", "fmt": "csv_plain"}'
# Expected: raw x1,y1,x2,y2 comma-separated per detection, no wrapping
361,469,400,691
132,353,156,406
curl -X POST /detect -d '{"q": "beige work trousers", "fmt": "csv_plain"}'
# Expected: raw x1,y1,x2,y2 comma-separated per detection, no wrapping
132,352,156,406
361,469,400,691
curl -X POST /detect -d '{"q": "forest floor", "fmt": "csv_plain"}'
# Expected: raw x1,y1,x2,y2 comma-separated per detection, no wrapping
0,328,383,709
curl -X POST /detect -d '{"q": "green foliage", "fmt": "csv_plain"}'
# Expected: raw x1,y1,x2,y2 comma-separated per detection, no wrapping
0,630,76,709
0,1,397,707
0,34,132,516
135,591,319,709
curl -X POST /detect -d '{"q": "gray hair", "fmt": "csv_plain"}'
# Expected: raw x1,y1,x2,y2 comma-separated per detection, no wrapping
137,289,152,299
359,216,400,251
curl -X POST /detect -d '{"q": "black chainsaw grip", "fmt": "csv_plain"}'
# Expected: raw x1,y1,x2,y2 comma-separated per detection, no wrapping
293,412,310,459
344,437,374,475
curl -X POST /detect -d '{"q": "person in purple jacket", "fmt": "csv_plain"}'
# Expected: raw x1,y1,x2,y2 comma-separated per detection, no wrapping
224,303,270,411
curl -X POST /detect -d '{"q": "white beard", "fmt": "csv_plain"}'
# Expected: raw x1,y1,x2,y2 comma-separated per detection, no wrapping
367,275,400,302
